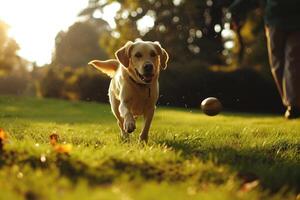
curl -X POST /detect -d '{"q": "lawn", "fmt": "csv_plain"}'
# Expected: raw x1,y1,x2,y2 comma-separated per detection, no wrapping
0,96,299,200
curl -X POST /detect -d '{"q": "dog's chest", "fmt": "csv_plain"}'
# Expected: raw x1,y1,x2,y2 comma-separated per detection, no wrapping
128,86,157,116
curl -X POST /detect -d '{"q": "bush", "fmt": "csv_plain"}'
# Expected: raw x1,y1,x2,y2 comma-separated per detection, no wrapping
40,68,65,98
0,71,30,96
159,61,283,113
39,66,110,102
39,62,283,113
76,68,110,102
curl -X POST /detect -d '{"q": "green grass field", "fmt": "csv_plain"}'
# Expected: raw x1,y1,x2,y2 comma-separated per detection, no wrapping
0,96,299,200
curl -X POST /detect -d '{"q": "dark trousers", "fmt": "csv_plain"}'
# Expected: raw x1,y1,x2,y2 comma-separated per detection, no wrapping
265,26,300,108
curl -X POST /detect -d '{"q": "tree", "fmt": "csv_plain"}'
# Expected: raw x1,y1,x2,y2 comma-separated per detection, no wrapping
234,9,269,71
0,20,21,75
52,20,109,67
79,0,235,65
40,19,112,101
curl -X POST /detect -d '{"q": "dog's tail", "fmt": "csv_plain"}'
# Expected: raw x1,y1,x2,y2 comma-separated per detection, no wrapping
88,59,119,78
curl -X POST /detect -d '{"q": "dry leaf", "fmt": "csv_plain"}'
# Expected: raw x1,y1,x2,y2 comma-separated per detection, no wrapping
54,144,72,154
0,128,8,152
0,128,8,140
49,133,59,146
50,132,72,154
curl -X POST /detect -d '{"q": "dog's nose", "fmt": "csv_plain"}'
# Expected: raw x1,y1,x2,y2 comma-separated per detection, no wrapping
144,63,153,73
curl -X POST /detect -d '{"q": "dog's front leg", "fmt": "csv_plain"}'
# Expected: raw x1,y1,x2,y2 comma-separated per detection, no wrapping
140,107,155,142
119,101,136,133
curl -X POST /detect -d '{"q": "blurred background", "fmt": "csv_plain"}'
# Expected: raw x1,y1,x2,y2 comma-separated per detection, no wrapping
0,0,283,113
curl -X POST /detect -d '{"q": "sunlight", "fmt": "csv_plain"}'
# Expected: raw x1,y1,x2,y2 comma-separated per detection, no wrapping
137,15,155,35
0,0,87,65
0,0,90,65
93,3,121,28
0,1,158,65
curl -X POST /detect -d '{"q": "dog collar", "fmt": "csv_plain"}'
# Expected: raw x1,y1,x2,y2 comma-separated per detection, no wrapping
128,75,147,86
128,75,151,98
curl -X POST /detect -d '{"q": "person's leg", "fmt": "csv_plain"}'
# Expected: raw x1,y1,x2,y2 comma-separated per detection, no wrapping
283,30,300,118
265,26,287,105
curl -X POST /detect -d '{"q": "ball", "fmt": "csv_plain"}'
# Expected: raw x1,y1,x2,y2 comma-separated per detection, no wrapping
201,97,222,116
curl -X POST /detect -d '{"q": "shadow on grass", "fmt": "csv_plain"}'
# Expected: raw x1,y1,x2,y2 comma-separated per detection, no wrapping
0,150,230,187
157,138,300,193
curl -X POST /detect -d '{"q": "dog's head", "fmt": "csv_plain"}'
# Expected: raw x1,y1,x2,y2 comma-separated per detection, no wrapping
115,40,169,84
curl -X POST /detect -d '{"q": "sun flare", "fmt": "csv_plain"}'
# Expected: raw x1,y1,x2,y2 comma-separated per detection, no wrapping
0,0,88,65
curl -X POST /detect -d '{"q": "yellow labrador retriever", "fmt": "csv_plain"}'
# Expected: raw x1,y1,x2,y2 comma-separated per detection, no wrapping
89,40,169,142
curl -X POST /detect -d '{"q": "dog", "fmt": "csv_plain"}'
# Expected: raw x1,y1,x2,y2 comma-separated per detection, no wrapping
89,40,169,142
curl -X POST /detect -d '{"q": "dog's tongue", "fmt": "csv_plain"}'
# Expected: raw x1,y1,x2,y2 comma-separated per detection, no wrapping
143,74,153,82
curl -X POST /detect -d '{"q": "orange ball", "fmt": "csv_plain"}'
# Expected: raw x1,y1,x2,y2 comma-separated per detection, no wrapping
201,97,222,116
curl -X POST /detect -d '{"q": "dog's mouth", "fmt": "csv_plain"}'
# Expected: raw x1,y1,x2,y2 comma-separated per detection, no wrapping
135,69,154,83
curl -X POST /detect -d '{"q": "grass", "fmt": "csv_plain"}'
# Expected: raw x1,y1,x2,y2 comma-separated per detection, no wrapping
0,95,299,200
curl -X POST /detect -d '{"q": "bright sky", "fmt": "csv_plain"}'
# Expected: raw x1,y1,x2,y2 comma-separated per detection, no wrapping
0,0,120,66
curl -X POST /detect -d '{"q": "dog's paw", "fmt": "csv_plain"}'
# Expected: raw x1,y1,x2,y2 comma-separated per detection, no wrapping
119,132,130,142
139,132,148,143
124,119,136,133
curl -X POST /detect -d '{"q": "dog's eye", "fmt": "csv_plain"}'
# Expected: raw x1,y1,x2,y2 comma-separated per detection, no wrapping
135,52,142,58
150,51,157,57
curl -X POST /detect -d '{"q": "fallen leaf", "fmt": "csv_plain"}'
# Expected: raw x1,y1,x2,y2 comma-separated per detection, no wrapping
0,128,8,140
0,128,8,152
54,144,72,154
49,133,59,146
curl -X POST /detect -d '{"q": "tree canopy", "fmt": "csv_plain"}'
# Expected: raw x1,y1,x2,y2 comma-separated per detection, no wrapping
52,20,109,68
79,0,237,65
0,20,21,75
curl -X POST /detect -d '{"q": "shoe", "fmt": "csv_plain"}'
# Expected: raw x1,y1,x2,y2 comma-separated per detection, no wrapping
285,106,300,119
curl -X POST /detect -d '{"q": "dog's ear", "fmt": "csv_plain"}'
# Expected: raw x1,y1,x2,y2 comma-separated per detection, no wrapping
153,41,169,70
115,41,134,68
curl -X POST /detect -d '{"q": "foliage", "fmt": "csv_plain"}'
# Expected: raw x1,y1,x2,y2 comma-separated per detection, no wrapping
0,70,30,96
159,61,282,112
0,20,22,75
40,19,112,102
39,67,65,98
80,0,236,64
0,96,299,199
79,0,271,69
39,59,281,112
0,20,31,96
39,66,110,102
36,0,275,113
232,9,269,73
53,20,109,67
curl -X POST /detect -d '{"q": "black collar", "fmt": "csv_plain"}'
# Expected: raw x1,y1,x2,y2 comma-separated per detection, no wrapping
128,74,148,87
128,75,151,98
